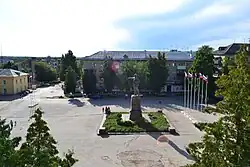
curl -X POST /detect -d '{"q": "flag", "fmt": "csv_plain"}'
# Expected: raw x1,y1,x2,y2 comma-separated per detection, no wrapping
203,75,208,83
184,72,188,78
199,73,203,79
188,72,193,78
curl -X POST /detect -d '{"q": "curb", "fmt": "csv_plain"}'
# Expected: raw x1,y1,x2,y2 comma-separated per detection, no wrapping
97,114,108,135
162,114,177,134
97,112,176,136
28,103,39,108
181,110,198,124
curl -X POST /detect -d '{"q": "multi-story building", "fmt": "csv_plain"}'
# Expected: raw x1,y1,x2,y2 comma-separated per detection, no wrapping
0,69,29,95
82,50,195,93
214,43,250,68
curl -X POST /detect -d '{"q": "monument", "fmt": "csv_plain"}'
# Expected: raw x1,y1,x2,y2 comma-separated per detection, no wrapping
128,74,142,121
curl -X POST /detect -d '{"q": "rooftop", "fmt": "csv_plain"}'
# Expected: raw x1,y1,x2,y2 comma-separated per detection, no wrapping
0,69,28,77
83,50,195,61
214,43,250,55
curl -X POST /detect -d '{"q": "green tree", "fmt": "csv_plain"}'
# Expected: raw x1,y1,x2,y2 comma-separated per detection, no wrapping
64,66,77,94
0,118,21,166
83,69,96,94
120,61,149,92
148,52,168,93
186,45,250,167
1,61,18,70
60,50,79,81
189,45,215,95
221,57,235,75
18,108,78,167
35,62,57,82
101,58,117,92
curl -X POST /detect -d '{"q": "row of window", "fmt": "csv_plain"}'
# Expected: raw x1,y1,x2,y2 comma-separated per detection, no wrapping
1,78,26,85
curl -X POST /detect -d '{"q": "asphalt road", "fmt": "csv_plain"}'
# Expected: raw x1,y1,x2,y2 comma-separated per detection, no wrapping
0,85,220,167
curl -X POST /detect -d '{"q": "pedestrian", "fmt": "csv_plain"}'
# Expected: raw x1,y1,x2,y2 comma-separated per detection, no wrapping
102,107,104,113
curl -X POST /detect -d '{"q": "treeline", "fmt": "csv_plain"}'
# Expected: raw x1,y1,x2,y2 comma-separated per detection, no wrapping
82,52,169,94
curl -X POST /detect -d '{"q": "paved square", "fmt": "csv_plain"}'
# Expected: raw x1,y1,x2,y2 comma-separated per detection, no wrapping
0,85,220,167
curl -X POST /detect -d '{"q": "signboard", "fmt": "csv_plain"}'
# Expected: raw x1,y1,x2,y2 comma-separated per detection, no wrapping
177,66,186,70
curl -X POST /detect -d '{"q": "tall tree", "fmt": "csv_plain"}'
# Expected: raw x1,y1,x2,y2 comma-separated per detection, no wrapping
221,57,235,75
18,108,78,166
0,118,21,166
148,52,168,93
101,58,117,92
186,45,250,167
82,69,97,94
1,61,18,70
64,66,77,94
35,62,57,82
120,61,149,92
189,45,215,95
60,50,79,81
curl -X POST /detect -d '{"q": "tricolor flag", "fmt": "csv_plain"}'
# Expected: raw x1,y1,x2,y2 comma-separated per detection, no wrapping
199,73,203,79
184,72,188,78
203,75,208,83
188,72,193,78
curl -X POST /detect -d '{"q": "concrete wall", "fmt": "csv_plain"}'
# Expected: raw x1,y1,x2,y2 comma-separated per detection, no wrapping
0,77,15,95
0,75,28,95
13,75,28,94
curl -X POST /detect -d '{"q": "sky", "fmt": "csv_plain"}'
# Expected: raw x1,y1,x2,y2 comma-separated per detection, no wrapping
0,0,250,57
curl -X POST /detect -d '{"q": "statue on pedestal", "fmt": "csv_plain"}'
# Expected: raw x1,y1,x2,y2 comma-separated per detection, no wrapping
128,74,142,121
128,74,140,95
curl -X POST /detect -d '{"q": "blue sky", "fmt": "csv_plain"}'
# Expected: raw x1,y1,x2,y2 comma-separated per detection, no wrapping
0,0,250,57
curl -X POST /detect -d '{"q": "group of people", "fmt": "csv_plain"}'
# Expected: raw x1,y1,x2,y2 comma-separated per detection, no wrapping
102,106,111,114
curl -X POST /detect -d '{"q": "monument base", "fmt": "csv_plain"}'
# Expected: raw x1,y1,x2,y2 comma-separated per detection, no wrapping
129,95,142,121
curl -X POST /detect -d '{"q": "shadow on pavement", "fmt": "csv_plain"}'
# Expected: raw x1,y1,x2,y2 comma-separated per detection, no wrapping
0,94,29,101
68,99,85,107
88,98,130,108
168,140,194,160
100,134,110,138
148,132,193,160
87,96,184,111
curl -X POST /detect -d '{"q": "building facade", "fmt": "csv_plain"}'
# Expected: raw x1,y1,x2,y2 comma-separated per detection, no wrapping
0,69,29,95
82,50,195,93
214,43,250,67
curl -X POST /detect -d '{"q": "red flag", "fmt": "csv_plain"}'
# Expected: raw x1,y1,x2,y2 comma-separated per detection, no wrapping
203,75,208,83
199,73,203,79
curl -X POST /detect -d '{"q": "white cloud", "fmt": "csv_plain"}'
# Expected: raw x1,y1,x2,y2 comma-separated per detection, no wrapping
0,0,186,57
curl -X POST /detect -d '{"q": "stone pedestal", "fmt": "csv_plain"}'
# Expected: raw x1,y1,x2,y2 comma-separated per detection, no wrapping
129,95,142,121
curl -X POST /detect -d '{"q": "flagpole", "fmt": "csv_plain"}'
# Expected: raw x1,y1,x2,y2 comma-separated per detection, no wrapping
197,77,201,110
205,78,208,107
187,77,190,108
184,74,186,108
201,79,204,111
193,74,196,109
190,75,193,109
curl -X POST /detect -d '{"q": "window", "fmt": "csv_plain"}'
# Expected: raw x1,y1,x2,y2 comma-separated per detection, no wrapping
16,80,18,84
20,79,22,83
16,88,19,93
3,80,6,84
3,88,7,94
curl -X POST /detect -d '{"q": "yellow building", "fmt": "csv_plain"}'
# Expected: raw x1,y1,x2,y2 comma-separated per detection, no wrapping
0,69,29,95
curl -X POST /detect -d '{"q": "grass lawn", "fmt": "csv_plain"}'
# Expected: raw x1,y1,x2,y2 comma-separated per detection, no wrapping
103,112,170,132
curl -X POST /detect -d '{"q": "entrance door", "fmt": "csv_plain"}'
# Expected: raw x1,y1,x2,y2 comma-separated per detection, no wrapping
167,85,171,92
